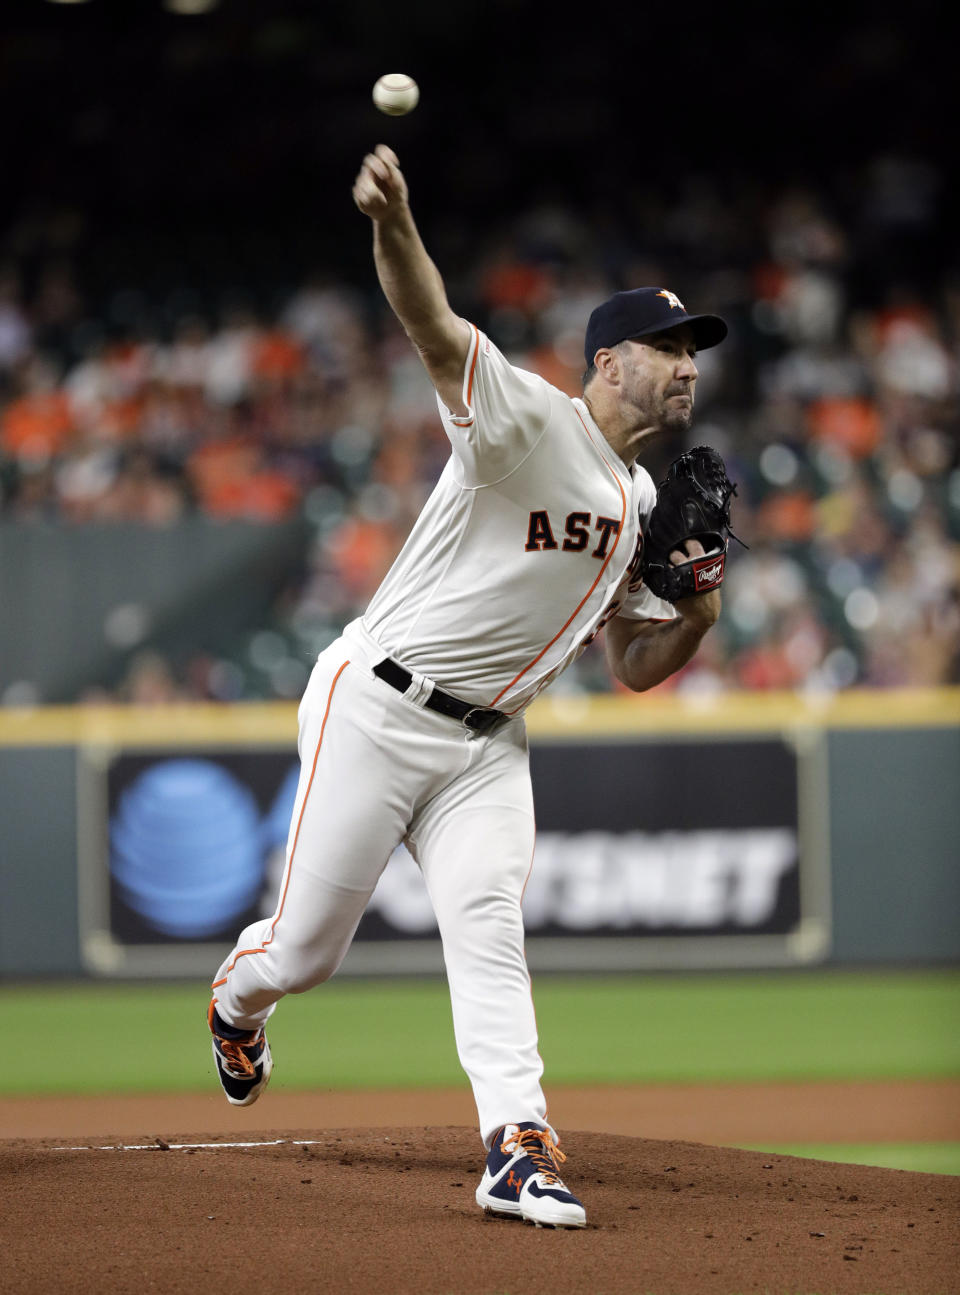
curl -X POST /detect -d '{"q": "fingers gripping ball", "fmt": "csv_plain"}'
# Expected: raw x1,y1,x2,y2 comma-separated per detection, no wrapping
641,446,743,603
373,73,420,116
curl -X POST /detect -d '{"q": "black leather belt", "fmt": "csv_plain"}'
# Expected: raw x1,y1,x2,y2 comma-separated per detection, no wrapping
373,657,507,735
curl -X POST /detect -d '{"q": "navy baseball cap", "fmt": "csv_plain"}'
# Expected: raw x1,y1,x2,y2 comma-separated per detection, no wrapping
584,287,728,365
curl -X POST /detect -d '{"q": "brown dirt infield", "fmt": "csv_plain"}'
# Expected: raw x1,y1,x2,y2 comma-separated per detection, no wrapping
4,1082,959,1294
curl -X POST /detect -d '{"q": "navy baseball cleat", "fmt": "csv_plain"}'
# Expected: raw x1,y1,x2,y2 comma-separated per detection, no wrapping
475,1122,586,1228
208,1001,273,1107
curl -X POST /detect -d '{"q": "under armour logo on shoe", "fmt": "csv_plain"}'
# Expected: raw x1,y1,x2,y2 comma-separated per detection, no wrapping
506,1170,524,1195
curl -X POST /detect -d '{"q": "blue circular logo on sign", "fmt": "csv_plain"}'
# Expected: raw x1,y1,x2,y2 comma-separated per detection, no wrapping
111,759,264,939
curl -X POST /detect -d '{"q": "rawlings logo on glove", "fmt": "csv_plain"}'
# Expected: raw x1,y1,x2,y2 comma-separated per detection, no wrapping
694,556,725,589
640,446,743,603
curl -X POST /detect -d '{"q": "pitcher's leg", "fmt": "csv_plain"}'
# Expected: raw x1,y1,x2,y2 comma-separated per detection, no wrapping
212,655,408,1030
413,740,548,1148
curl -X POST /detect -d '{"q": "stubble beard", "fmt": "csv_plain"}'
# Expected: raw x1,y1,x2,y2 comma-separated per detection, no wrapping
661,401,694,433
629,372,694,437
659,381,695,433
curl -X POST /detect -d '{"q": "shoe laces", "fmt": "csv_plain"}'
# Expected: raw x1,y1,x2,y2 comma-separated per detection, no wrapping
217,1034,259,1078
501,1127,567,1185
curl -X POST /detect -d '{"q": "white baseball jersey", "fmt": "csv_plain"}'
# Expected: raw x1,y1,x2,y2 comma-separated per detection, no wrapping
360,324,676,714
213,321,680,1154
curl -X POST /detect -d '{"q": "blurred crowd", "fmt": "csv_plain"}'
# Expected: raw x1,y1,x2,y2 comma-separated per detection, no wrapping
2,149,958,702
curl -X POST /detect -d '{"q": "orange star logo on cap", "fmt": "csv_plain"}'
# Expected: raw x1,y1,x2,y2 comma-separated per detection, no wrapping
657,290,685,310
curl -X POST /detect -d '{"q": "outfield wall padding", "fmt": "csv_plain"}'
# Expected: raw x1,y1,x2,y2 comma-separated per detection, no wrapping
0,693,957,976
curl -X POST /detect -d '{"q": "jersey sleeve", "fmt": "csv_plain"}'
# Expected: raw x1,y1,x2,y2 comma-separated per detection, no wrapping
436,325,553,487
618,469,677,622
616,581,678,623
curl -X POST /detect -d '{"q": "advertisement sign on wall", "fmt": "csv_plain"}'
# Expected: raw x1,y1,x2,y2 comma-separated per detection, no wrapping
81,733,829,975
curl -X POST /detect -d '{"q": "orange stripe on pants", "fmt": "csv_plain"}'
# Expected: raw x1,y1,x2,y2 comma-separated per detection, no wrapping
211,659,350,989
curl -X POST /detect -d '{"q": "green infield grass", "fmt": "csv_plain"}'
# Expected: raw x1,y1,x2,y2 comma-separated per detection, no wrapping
738,1142,960,1176
4,968,958,1096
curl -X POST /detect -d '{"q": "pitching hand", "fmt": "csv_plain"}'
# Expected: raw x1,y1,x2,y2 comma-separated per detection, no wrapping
353,145,409,220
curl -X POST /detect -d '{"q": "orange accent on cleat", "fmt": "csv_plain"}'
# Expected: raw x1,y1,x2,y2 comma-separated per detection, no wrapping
500,1127,566,1186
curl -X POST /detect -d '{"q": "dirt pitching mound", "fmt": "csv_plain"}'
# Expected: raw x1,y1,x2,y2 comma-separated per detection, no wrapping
5,1127,957,1294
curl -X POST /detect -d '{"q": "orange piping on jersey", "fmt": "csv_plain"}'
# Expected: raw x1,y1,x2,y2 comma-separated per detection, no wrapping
448,325,481,427
520,830,536,904
489,408,627,712
211,660,350,990
465,324,480,405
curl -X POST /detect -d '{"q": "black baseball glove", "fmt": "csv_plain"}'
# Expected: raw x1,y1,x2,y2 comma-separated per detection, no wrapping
640,445,742,603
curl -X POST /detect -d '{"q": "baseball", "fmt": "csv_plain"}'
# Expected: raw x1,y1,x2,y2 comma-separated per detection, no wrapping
372,73,419,116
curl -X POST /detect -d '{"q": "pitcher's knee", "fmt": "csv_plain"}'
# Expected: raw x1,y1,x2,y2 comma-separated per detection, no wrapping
440,893,524,947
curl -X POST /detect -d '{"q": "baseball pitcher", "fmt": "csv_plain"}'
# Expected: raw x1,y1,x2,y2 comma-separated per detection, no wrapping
208,145,737,1229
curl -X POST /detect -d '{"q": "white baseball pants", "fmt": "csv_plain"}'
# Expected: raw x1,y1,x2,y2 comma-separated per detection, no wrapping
212,627,550,1147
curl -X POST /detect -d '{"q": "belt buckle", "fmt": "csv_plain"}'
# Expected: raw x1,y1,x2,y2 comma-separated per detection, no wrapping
462,706,500,734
